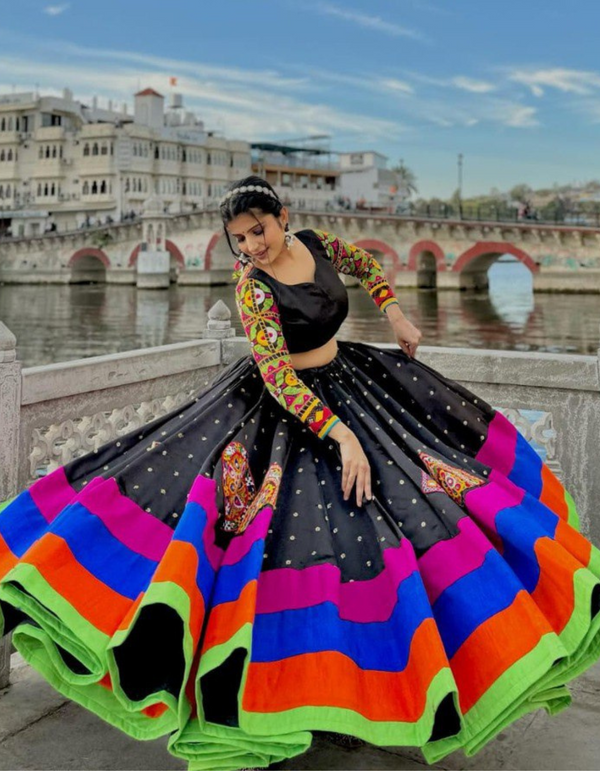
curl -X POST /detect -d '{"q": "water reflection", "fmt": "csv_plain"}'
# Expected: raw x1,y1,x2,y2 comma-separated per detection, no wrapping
1,261,598,367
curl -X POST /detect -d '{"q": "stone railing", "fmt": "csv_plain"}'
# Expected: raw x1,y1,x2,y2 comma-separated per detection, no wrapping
1,306,599,691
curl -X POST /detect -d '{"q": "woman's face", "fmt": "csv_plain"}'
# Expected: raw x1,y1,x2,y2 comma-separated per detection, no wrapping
226,208,287,265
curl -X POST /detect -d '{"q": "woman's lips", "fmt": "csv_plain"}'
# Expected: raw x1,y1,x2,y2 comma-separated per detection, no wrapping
254,249,268,259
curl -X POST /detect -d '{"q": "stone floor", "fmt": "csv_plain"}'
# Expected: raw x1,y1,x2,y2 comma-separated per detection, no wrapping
1,654,600,770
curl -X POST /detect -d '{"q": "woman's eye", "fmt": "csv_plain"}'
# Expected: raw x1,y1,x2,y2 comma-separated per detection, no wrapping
252,228,264,236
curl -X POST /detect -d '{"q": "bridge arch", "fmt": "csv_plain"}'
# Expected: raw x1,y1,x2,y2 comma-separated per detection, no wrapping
68,248,110,283
408,241,446,289
452,241,538,291
454,241,538,273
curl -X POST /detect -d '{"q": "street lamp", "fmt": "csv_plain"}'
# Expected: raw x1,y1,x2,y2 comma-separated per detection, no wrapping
457,153,463,219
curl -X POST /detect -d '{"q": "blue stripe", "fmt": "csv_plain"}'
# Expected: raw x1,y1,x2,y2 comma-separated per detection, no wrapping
50,502,157,600
495,492,559,592
509,432,542,499
252,570,431,671
173,500,217,602
433,549,521,659
0,491,49,558
211,538,265,606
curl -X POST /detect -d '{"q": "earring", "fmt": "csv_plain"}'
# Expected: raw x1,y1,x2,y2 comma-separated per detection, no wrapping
284,222,296,249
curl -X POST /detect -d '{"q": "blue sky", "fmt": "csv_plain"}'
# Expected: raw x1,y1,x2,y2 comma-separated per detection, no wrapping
1,0,599,197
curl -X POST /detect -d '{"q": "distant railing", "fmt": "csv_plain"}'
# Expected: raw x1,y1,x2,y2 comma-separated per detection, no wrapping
3,199,600,243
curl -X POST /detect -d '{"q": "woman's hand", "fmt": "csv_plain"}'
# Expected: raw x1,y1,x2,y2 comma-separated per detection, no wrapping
387,307,422,358
328,423,372,507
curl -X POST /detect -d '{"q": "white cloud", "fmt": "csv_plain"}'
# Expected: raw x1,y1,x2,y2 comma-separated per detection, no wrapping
0,52,405,144
315,3,426,41
379,78,414,94
451,76,495,93
44,3,70,15
509,67,600,96
486,101,539,128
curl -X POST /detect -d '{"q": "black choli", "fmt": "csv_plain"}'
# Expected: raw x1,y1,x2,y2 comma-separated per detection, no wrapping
247,229,349,354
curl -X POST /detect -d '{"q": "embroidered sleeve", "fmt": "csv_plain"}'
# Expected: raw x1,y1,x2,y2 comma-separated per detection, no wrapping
235,274,341,439
313,229,400,314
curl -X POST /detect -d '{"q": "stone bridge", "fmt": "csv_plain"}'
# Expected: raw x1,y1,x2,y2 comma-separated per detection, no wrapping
2,209,600,291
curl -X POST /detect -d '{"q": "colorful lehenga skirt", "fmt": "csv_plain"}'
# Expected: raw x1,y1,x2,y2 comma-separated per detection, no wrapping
1,340,599,771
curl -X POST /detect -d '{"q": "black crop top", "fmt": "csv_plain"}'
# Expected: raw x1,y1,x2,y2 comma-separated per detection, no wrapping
248,229,349,354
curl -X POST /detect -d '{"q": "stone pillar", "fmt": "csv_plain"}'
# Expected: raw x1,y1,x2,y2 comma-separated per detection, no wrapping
0,321,21,689
136,249,171,289
137,194,172,289
202,300,236,341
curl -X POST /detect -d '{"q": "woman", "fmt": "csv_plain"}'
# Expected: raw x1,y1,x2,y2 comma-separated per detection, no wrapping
1,175,599,771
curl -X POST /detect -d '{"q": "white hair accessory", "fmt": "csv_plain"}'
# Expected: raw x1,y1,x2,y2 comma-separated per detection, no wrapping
219,185,279,207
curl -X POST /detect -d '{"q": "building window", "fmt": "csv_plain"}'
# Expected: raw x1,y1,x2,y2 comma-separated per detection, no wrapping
91,181,98,194
101,143,108,155
100,180,107,194
92,143,99,156
52,145,57,158
0,119,5,131
6,149,12,161
83,143,90,156
82,181,89,195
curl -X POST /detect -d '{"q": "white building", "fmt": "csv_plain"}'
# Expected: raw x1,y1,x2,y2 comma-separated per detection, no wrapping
338,151,408,211
0,87,251,235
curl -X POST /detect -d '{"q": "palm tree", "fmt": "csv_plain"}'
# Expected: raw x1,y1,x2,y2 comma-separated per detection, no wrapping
391,159,418,199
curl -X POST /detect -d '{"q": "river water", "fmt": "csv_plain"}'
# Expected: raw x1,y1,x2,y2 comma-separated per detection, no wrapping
1,261,598,367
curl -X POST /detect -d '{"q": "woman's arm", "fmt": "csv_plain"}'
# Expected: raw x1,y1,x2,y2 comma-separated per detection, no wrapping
314,229,422,357
313,229,400,314
235,274,341,439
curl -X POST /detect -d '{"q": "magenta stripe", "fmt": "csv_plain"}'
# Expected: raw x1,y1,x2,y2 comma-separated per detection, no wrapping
475,410,517,476
464,470,525,549
221,507,272,566
417,517,493,604
256,538,418,622
29,467,78,523
77,477,172,562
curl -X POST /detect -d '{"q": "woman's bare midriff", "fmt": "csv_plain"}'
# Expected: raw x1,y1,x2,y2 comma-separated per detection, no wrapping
291,337,338,370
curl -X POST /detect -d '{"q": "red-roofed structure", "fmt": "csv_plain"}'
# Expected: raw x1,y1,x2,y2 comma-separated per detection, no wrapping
134,88,164,98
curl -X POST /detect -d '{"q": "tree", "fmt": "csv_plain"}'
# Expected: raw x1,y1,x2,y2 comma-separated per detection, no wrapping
509,184,533,204
391,159,418,198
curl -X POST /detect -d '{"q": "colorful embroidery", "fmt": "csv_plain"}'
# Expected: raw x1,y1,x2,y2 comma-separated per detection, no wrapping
313,230,400,314
420,469,445,495
418,451,486,506
235,272,340,439
221,441,282,534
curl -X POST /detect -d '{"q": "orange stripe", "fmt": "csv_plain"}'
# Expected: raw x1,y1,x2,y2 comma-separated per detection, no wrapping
0,532,17,579
243,618,448,721
539,464,568,521
21,533,132,635
530,534,579,635
553,519,591,568
150,540,205,642
117,592,144,633
202,580,257,651
143,701,169,718
451,590,552,714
